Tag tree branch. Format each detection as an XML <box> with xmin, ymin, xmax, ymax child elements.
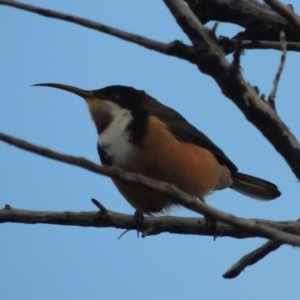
<box><xmin>186</xmin><ymin>0</ymin><xmax>300</xmax><ymax>42</ymax></box>
<box><xmin>0</xmin><ymin>0</ymin><xmax>197</xmax><ymax>63</ymax></box>
<box><xmin>264</xmin><ymin>0</ymin><xmax>300</xmax><ymax>32</ymax></box>
<box><xmin>186</xmin><ymin>0</ymin><xmax>282</xmax><ymax>26</ymax></box>
<box><xmin>268</xmin><ymin>31</ymin><xmax>287</xmax><ymax>109</ymax></box>
<box><xmin>223</xmin><ymin>240</ymin><xmax>281</xmax><ymax>278</ymax></box>
<box><xmin>2</xmin><ymin>131</ymin><xmax>300</xmax><ymax>247</ymax></box>
<box><xmin>218</xmin><ymin>38</ymin><xmax>300</xmax><ymax>55</ymax></box>
<box><xmin>1</xmin><ymin>0</ymin><xmax>298</xmax><ymax>62</ymax></box>
<box><xmin>164</xmin><ymin>0</ymin><xmax>300</xmax><ymax>180</ymax></box>
<box><xmin>1</xmin><ymin>204</ymin><xmax>300</xmax><ymax>239</ymax></box>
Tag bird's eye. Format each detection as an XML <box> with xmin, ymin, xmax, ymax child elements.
<box><xmin>110</xmin><ymin>93</ymin><xmax>118</xmax><ymax>100</ymax></box>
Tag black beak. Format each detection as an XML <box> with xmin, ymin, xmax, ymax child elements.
<box><xmin>32</xmin><ymin>83</ymin><xmax>93</xmax><ymax>99</ymax></box>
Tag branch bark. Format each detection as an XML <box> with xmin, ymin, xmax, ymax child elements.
<box><xmin>164</xmin><ymin>0</ymin><xmax>300</xmax><ymax>180</ymax></box>
<box><xmin>186</xmin><ymin>0</ymin><xmax>300</xmax><ymax>42</ymax></box>
<box><xmin>1</xmin><ymin>204</ymin><xmax>300</xmax><ymax>239</ymax></box>
<box><xmin>223</xmin><ymin>240</ymin><xmax>281</xmax><ymax>278</ymax></box>
<box><xmin>1</xmin><ymin>131</ymin><xmax>300</xmax><ymax>247</ymax></box>
<box><xmin>0</xmin><ymin>0</ymin><xmax>197</xmax><ymax>63</ymax></box>
<box><xmin>218</xmin><ymin>38</ymin><xmax>300</xmax><ymax>55</ymax></box>
<box><xmin>264</xmin><ymin>0</ymin><xmax>300</xmax><ymax>32</ymax></box>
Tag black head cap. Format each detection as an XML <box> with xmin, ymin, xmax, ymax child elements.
<box><xmin>93</xmin><ymin>85</ymin><xmax>145</xmax><ymax>109</ymax></box>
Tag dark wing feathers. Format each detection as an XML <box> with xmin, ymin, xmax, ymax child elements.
<box><xmin>146</xmin><ymin>98</ymin><xmax>238</xmax><ymax>171</ymax></box>
<box><xmin>139</xmin><ymin>94</ymin><xmax>281</xmax><ymax>200</ymax></box>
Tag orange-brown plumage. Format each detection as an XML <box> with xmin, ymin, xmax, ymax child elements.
<box><xmin>113</xmin><ymin>116</ymin><xmax>232</xmax><ymax>213</ymax></box>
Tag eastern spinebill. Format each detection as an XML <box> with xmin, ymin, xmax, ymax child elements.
<box><xmin>33</xmin><ymin>83</ymin><xmax>281</xmax><ymax>214</ymax></box>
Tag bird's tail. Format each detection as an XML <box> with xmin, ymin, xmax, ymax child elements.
<box><xmin>230</xmin><ymin>172</ymin><xmax>281</xmax><ymax>200</ymax></box>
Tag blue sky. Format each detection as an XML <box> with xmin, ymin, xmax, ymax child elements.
<box><xmin>1</xmin><ymin>1</ymin><xmax>300</xmax><ymax>299</ymax></box>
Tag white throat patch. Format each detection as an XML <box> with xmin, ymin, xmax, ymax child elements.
<box><xmin>97</xmin><ymin>101</ymin><xmax>135</xmax><ymax>167</ymax></box>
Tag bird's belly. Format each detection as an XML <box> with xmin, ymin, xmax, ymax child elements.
<box><xmin>112</xmin><ymin>179</ymin><xmax>175</xmax><ymax>213</ymax></box>
<box><xmin>114</xmin><ymin>143</ymin><xmax>229</xmax><ymax>212</ymax></box>
<box><xmin>109</xmin><ymin>117</ymin><xmax>232</xmax><ymax>213</ymax></box>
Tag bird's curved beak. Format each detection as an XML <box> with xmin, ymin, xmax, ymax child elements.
<box><xmin>32</xmin><ymin>83</ymin><xmax>93</xmax><ymax>99</ymax></box>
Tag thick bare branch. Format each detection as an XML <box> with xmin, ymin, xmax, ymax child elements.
<box><xmin>186</xmin><ymin>0</ymin><xmax>282</xmax><ymax>26</ymax></box>
<box><xmin>0</xmin><ymin>0</ymin><xmax>197</xmax><ymax>63</ymax></box>
<box><xmin>186</xmin><ymin>0</ymin><xmax>300</xmax><ymax>42</ymax></box>
<box><xmin>165</xmin><ymin>0</ymin><xmax>214</xmax><ymax>46</ymax></box>
<box><xmin>1</xmin><ymin>131</ymin><xmax>300</xmax><ymax>247</ymax></box>
<box><xmin>264</xmin><ymin>0</ymin><xmax>300</xmax><ymax>32</ymax></box>
<box><xmin>164</xmin><ymin>0</ymin><xmax>300</xmax><ymax>180</ymax></box>
<box><xmin>1</xmin><ymin>204</ymin><xmax>300</xmax><ymax>239</ymax></box>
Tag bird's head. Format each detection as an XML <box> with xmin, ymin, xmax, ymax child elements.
<box><xmin>33</xmin><ymin>83</ymin><xmax>146</xmax><ymax>133</ymax></box>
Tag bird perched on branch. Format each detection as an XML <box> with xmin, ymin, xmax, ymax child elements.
<box><xmin>34</xmin><ymin>83</ymin><xmax>281</xmax><ymax>214</ymax></box>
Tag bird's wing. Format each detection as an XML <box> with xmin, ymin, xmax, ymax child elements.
<box><xmin>147</xmin><ymin>100</ymin><xmax>238</xmax><ymax>171</ymax></box>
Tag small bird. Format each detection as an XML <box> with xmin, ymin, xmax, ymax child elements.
<box><xmin>34</xmin><ymin>83</ymin><xmax>281</xmax><ymax>214</ymax></box>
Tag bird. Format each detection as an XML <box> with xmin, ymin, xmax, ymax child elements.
<box><xmin>33</xmin><ymin>83</ymin><xmax>281</xmax><ymax>214</ymax></box>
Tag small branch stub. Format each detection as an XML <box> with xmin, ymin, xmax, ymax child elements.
<box><xmin>91</xmin><ymin>198</ymin><xmax>107</xmax><ymax>213</ymax></box>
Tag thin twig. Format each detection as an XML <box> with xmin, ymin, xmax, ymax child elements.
<box><xmin>232</xmin><ymin>37</ymin><xmax>243</xmax><ymax>68</ymax></box>
<box><xmin>218</xmin><ymin>38</ymin><xmax>300</xmax><ymax>55</ymax></box>
<box><xmin>223</xmin><ymin>240</ymin><xmax>281</xmax><ymax>278</ymax></box>
<box><xmin>0</xmin><ymin>0</ymin><xmax>196</xmax><ymax>63</ymax></box>
<box><xmin>2</xmin><ymin>131</ymin><xmax>300</xmax><ymax>246</ymax></box>
<box><xmin>268</xmin><ymin>31</ymin><xmax>287</xmax><ymax>109</ymax></box>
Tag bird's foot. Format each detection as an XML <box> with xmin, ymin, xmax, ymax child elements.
<box><xmin>134</xmin><ymin>209</ymin><xmax>145</xmax><ymax>237</ymax></box>
<box><xmin>118</xmin><ymin>209</ymin><xmax>146</xmax><ymax>239</ymax></box>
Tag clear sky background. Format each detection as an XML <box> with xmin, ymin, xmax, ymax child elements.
<box><xmin>1</xmin><ymin>1</ymin><xmax>300</xmax><ymax>299</ymax></box>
